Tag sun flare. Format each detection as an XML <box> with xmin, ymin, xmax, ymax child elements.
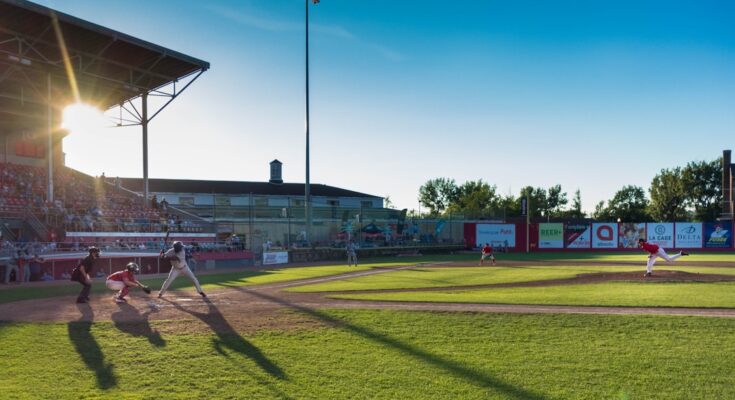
<box><xmin>61</xmin><ymin>103</ymin><xmax>106</xmax><ymax>136</ymax></box>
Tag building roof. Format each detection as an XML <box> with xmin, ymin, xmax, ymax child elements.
<box><xmin>0</xmin><ymin>0</ymin><xmax>209</xmax><ymax>128</ymax></box>
<box><xmin>117</xmin><ymin>178</ymin><xmax>381</xmax><ymax>199</ymax></box>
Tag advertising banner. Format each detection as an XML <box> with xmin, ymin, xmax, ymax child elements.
<box><xmin>565</xmin><ymin>224</ymin><xmax>591</xmax><ymax>248</ymax></box>
<box><xmin>263</xmin><ymin>251</ymin><xmax>289</xmax><ymax>265</ymax></box>
<box><xmin>646</xmin><ymin>223</ymin><xmax>674</xmax><ymax>248</ymax></box>
<box><xmin>476</xmin><ymin>224</ymin><xmax>516</xmax><ymax>247</ymax></box>
<box><xmin>592</xmin><ymin>223</ymin><xmax>618</xmax><ymax>248</ymax></box>
<box><xmin>618</xmin><ymin>223</ymin><xmax>646</xmax><ymax>248</ymax></box>
<box><xmin>704</xmin><ymin>223</ymin><xmax>732</xmax><ymax>248</ymax></box>
<box><xmin>539</xmin><ymin>223</ymin><xmax>564</xmax><ymax>248</ymax></box>
<box><xmin>674</xmin><ymin>222</ymin><xmax>703</xmax><ymax>248</ymax></box>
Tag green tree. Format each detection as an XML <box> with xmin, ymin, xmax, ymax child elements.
<box><xmin>517</xmin><ymin>186</ymin><xmax>547</xmax><ymax>218</ymax></box>
<box><xmin>592</xmin><ymin>200</ymin><xmax>612</xmax><ymax>220</ymax></box>
<box><xmin>448</xmin><ymin>180</ymin><xmax>501</xmax><ymax>218</ymax></box>
<box><xmin>649</xmin><ymin>167</ymin><xmax>688</xmax><ymax>221</ymax></box>
<box><xmin>606</xmin><ymin>185</ymin><xmax>651</xmax><ymax>222</ymax></box>
<box><xmin>682</xmin><ymin>158</ymin><xmax>721</xmax><ymax>221</ymax></box>
<box><xmin>546</xmin><ymin>184</ymin><xmax>568</xmax><ymax>217</ymax></box>
<box><xmin>418</xmin><ymin>178</ymin><xmax>457</xmax><ymax>216</ymax></box>
<box><xmin>560</xmin><ymin>189</ymin><xmax>586</xmax><ymax>218</ymax></box>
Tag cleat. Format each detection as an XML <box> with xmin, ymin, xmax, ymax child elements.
<box><xmin>157</xmin><ymin>293</ymin><xmax>163</xmax><ymax>299</ymax></box>
<box><xmin>644</xmin><ymin>272</ymin><xmax>652</xmax><ymax>278</ymax></box>
<box><xmin>76</xmin><ymin>298</ymin><xmax>87</xmax><ymax>304</ymax></box>
<box><xmin>114</xmin><ymin>296</ymin><xmax>126</xmax><ymax>303</ymax></box>
<box><xmin>199</xmin><ymin>291</ymin><xmax>207</xmax><ymax>298</ymax></box>
<box><xmin>680</xmin><ymin>251</ymin><xmax>689</xmax><ymax>256</ymax></box>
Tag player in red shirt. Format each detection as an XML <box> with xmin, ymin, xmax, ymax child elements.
<box><xmin>479</xmin><ymin>243</ymin><xmax>496</xmax><ymax>266</ymax></box>
<box><xmin>106</xmin><ymin>262</ymin><xmax>150</xmax><ymax>303</ymax></box>
<box><xmin>638</xmin><ymin>238</ymin><xmax>689</xmax><ymax>277</ymax></box>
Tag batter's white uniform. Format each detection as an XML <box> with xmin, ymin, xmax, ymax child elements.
<box><xmin>158</xmin><ymin>248</ymin><xmax>204</xmax><ymax>296</ymax></box>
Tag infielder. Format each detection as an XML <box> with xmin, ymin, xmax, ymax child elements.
<box><xmin>106</xmin><ymin>262</ymin><xmax>151</xmax><ymax>303</ymax></box>
<box><xmin>638</xmin><ymin>238</ymin><xmax>688</xmax><ymax>277</ymax></box>
<box><xmin>158</xmin><ymin>241</ymin><xmax>207</xmax><ymax>298</ymax></box>
<box><xmin>479</xmin><ymin>243</ymin><xmax>495</xmax><ymax>266</ymax></box>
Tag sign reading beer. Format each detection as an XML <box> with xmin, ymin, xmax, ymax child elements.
<box><xmin>592</xmin><ymin>223</ymin><xmax>618</xmax><ymax>248</ymax></box>
<box><xmin>539</xmin><ymin>223</ymin><xmax>564</xmax><ymax>248</ymax></box>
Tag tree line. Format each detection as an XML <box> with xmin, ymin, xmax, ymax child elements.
<box><xmin>415</xmin><ymin>158</ymin><xmax>722</xmax><ymax>222</ymax></box>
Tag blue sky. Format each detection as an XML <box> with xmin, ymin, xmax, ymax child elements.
<box><xmin>44</xmin><ymin>0</ymin><xmax>735</xmax><ymax>213</ymax></box>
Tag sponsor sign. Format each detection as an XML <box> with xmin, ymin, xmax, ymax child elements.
<box><xmin>263</xmin><ymin>251</ymin><xmax>289</xmax><ymax>265</ymax></box>
<box><xmin>476</xmin><ymin>224</ymin><xmax>515</xmax><ymax>247</ymax></box>
<box><xmin>646</xmin><ymin>223</ymin><xmax>674</xmax><ymax>248</ymax></box>
<box><xmin>704</xmin><ymin>223</ymin><xmax>732</xmax><ymax>248</ymax></box>
<box><xmin>674</xmin><ymin>222</ymin><xmax>702</xmax><ymax>248</ymax></box>
<box><xmin>618</xmin><ymin>223</ymin><xmax>646</xmax><ymax>248</ymax></box>
<box><xmin>565</xmin><ymin>224</ymin><xmax>591</xmax><ymax>248</ymax></box>
<box><xmin>592</xmin><ymin>223</ymin><xmax>618</xmax><ymax>248</ymax></box>
<box><xmin>539</xmin><ymin>223</ymin><xmax>564</xmax><ymax>248</ymax></box>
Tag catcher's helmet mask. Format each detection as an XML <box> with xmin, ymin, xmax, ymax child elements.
<box><xmin>126</xmin><ymin>262</ymin><xmax>140</xmax><ymax>274</ymax></box>
<box><xmin>88</xmin><ymin>246</ymin><xmax>100</xmax><ymax>255</ymax></box>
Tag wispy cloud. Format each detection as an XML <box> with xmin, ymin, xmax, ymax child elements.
<box><xmin>207</xmin><ymin>4</ymin><xmax>404</xmax><ymax>61</ymax></box>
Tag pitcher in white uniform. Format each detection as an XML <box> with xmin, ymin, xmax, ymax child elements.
<box><xmin>158</xmin><ymin>241</ymin><xmax>207</xmax><ymax>298</ymax></box>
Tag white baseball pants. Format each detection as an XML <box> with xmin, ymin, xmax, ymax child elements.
<box><xmin>647</xmin><ymin>248</ymin><xmax>682</xmax><ymax>273</ymax></box>
<box><xmin>159</xmin><ymin>265</ymin><xmax>203</xmax><ymax>295</ymax></box>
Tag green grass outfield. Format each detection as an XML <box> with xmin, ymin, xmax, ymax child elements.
<box><xmin>331</xmin><ymin>281</ymin><xmax>735</xmax><ymax>308</ymax></box>
<box><xmin>2</xmin><ymin>310</ymin><xmax>735</xmax><ymax>399</ymax></box>
<box><xmin>291</xmin><ymin>265</ymin><xmax>735</xmax><ymax>293</ymax></box>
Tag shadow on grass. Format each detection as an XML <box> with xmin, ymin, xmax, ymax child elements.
<box><xmin>246</xmin><ymin>289</ymin><xmax>547</xmax><ymax>400</ymax></box>
<box><xmin>163</xmin><ymin>298</ymin><xmax>287</xmax><ymax>381</ymax></box>
<box><xmin>111</xmin><ymin>302</ymin><xmax>166</xmax><ymax>347</ymax></box>
<box><xmin>67</xmin><ymin>304</ymin><xmax>117</xmax><ymax>389</ymax></box>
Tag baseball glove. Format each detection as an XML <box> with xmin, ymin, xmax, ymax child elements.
<box><xmin>142</xmin><ymin>286</ymin><xmax>151</xmax><ymax>294</ymax></box>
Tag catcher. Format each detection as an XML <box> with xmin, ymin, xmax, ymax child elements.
<box><xmin>106</xmin><ymin>262</ymin><xmax>151</xmax><ymax>303</ymax></box>
<box><xmin>158</xmin><ymin>241</ymin><xmax>207</xmax><ymax>298</ymax></box>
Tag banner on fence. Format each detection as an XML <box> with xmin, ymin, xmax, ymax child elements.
<box><xmin>646</xmin><ymin>223</ymin><xmax>673</xmax><ymax>248</ymax></box>
<box><xmin>539</xmin><ymin>223</ymin><xmax>564</xmax><ymax>248</ymax></box>
<box><xmin>704</xmin><ymin>223</ymin><xmax>732</xmax><ymax>248</ymax></box>
<box><xmin>592</xmin><ymin>223</ymin><xmax>618</xmax><ymax>248</ymax></box>
<box><xmin>618</xmin><ymin>223</ymin><xmax>646</xmax><ymax>248</ymax></box>
<box><xmin>674</xmin><ymin>222</ymin><xmax>703</xmax><ymax>248</ymax></box>
<box><xmin>565</xmin><ymin>224</ymin><xmax>591</xmax><ymax>248</ymax></box>
<box><xmin>263</xmin><ymin>251</ymin><xmax>289</xmax><ymax>265</ymax></box>
<box><xmin>476</xmin><ymin>224</ymin><xmax>515</xmax><ymax>247</ymax></box>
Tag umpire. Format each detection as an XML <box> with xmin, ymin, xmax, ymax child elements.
<box><xmin>72</xmin><ymin>247</ymin><xmax>100</xmax><ymax>304</ymax></box>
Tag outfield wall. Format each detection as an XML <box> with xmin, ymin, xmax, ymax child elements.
<box><xmin>466</xmin><ymin>221</ymin><xmax>734</xmax><ymax>251</ymax></box>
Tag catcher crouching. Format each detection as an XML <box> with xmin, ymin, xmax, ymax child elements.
<box><xmin>106</xmin><ymin>262</ymin><xmax>151</xmax><ymax>303</ymax></box>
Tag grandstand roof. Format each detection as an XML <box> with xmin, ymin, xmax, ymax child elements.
<box><xmin>0</xmin><ymin>0</ymin><xmax>209</xmax><ymax>127</ymax></box>
<box><xmin>117</xmin><ymin>178</ymin><xmax>381</xmax><ymax>199</ymax></box>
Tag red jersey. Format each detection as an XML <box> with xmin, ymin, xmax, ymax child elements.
<box><xmin>640</xmin><ymin>242</ymin><xmax>659</xmax><ymax>255</ymax></box>
<box><xmin>482</xmin><ymin>245</ymin><xmax>492</xmax><ymax>254</ymax></box>
<box><xmin>107</xmin><ymin>270</ymin><xmax>136</xmax><ymax>282</ymax></box>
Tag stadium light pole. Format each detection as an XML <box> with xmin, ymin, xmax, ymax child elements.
<box><xmin>305</xmin><ymin>0</ymin><xmax>319</xmax><ymax>245</ymax></box>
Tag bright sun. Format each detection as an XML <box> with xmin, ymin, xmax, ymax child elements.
<box><xmin>62</xmin><ymin>103</ymin><xmax>106</xmax><ymax>136</ymax></box>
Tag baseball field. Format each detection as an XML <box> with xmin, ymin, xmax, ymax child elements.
<box><xmin>2</xmin><ymin>252</ymin><xmax>735</xmax><ymax>399</ymax></box>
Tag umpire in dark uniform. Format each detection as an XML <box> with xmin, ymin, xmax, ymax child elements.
<box><xmin>72</xmin><ymin>247</ymin><xmax>100</xmax><ymax>303</ymax></box>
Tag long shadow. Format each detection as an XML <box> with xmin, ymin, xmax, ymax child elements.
<box><xmin>67</xmin><ymin>304</ymin><xmax>117</xmax><ymax>389</ymax></box>
<box><xmin>111</xmin><ymin>303</ymin><xmax>165</xmax><ymax>347</ymax></box>
<box><xmin>247</xmin><ymin>289</ymin><xmax>548</xmax><ymax>400</ymax></box>
<box><xmin>163</xmin><ymin>298</ymin><xmax>286</xmax><ymax>380</ymax></box>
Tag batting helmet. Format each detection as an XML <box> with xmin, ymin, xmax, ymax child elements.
<box><xmin>173</xmin><ymin>241</ymin><xmax>184</xmax><ymax>252</ymax></box>
<box><xmin>126</xmin><ymin>262</ymin><xmax>140</xmax><ymax>274</ymax></box>
<box><xmin>88</xmin><ymin>246</ymin><xmax>100</xmax><ymax>255</ymax></box>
